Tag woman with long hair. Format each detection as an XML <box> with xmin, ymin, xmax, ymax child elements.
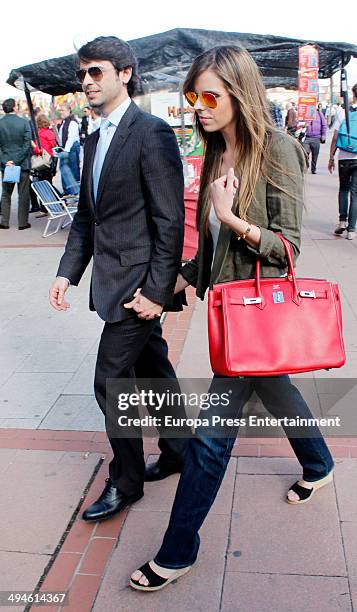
<box><xmin>130</xmin><ymin>46</ymin><xmax>334</xmax><ymax>591</ymax></box>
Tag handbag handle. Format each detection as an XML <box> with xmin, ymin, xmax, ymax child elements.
<box><xmin>255</xmin><ymin>234</ymin><xmax>301</xmax><ymax>305</ymax></box>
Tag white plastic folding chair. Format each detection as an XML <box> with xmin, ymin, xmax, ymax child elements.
<box><xmin>31</xmin><ymin>181</ymin><xmax>78</xmax><ymax>237</ymax></box>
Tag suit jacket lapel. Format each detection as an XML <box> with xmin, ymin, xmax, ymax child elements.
<box><xmin>95</xmin><ymin>101</ymin><xmax>140</xmax><ymax>206</ymax></box>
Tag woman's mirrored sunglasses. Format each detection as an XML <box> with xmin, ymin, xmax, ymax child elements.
<box><xmin>185</xmin><ymin>91</ymin><xmax>227</xmax><ymax>109</ymax></box>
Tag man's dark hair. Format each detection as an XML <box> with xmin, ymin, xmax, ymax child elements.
<box><xmin>352</xmin><ymin>83</ymin><xmax>357</xmax><ymax>99</ymax></box>
<box><xmin>77</xmin><ymin>36</ymin><xmax>140</xmax><ymax>98</ymax></box>
<box><xmin>2</xmin><ymin>98</ymin><xmax>16</xmax><ymax>114</ymax></box>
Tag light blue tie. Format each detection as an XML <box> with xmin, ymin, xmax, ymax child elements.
<box><xmin>92</xmin><ymin>118</ymin><xmax>112</xmax><ymax>203</ymax></box>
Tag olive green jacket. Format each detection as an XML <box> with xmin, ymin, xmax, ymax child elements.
<box><xmin>180</xmin><ymin>132</ymin><xmax>306</xmax><ymax>299</ymax></box>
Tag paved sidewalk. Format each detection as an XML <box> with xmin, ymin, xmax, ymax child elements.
<box><xmin>94</xmin><ymin>456</ymin><xmax>357</xmax><ymax>612</ymax></box>
<box><xmin>0</xmin><ymin>137</ymin><xmax>357</xmax><ymax>611</ymax></box>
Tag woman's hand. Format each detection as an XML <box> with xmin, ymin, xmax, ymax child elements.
<box><xmin>210</xmin><ymin>167</ymin><xmax>239</xmax><ymax>225</ymax></box>
<box><xmin>174</xmin><ymin>273</ymin><xmax>189</xmax><ymax>294</ymax></box>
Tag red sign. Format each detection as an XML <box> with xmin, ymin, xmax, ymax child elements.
<box><xmin>298</xmin><ymin>69</ymin><xmax>319</xmax><ymax>94</ymax></box>
<box><xmin>298</xmin><ymin>96</ymin><xmax>319</xmax><ymax>121</ymax></box>
<box><xmin>298</xmin><ymin>45</ymin><xmax>319</xmax><ymax>122</ymax></box>
<box><xmin>298</xmin><ymin>45</ymin><xmax>319</xmax><ymax>70</ymax></box>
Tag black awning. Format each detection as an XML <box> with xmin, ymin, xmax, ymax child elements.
<box><xmin>7</xmin><ymin>28</ymin><xmax>357</xmax><ymax>95</ymax></box>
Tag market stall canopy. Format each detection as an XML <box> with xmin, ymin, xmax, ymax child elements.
<box><xmin>7</xmin><ymin>28</ymin><xmax>357</xmax><ymax>95</ymax></box>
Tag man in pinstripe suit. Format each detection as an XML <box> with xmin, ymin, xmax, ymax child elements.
<box><xmin>49</xmin><ymin>36</ymin><xmax>187</xmax><ymax>521</ymax></box>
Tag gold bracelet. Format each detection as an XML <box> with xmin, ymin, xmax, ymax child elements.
<box><xmin>236</xmin><ymin>224</ymin><xmax>252</xmax><ymax>241</ymax></box>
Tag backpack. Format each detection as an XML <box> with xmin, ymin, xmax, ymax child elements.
<box><xmin>336</xmin><ymin>107</ymin><xmax>357</xmax><ymax>154</ymax></box>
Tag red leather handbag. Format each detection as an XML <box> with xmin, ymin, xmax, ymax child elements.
<box><xmin>208</xmin><ymin>234</ymin><xmax>346</xmax><ymax>376</ymax></box>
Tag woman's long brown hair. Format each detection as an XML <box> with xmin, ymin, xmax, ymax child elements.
<box><xmin>183</xmin><ymin>46</ymin><xmax>302</xmax><ymax>233</ymax></box>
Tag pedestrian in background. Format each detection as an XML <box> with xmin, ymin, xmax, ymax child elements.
<box><xmin>29</xmin><ymin>107</ymin><xmax>47</xmax><ymax>213</ymax></box>
<box><xmin>269</xmin><ymin>101</ymin><xmax>284</xmax><ymax>129</ymax></box>
<box><xmin>285</xmin><ymin>101</ymin><xmax>297</xmax><ymax>135</ymax></box>
<box><xmin>329</xmin><ymin>83</ymin><xmax>357</xmax><ymax>240</ymax></box>
<box><xmin>80</xmin><ymin>106</ymin><xmax>101</xmax><ymax>145</ymax></box>
<box><xmin>90</xmin><ymin>108</ymin><xmax>101</xmax><ymax>132</ymax></box>
<box><xmin>79</xmin><ymin>105</ymin><xmax>91</xmax><ymax>145</ymax></box>
<box><xmin>32</xmin><ymin>114</ymin><xmax>57</xmax><ymax>181</ymax></box>
<box><xmin>57</xmin><ymin>105</ymin><xmax>80</xmax><ymax>195</ymax></box>
<box><xmin>303</xmin><ymin>106</ymin><xmax>327</xmax><ymax>174</ymax></box>
<box><xmin>30</xmin><ymin>114</ymin><xmax>58</xmax><ymax>216</ymax></box>
<box><xmin>0</xmin><ymin>98</ymin><xmax>32</xmax><ymax>230</ymax></box>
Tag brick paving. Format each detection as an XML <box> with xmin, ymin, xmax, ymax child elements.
<box><xmin>0</xmin><ymin>136</ymin><xmax>357</xmax><ymax>611</ymax></box>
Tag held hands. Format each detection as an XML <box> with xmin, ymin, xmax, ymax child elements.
<box><xmin>124</xmin><ymin>288</ymin><xmax>163</xmax><ymax>320</ymax></box>
<box><xmin>210</xmin><ymin>168</ymin><xmax>239</xmax><ymax>224</ymax></box>
<box><xmin>49</xmin><ymin>277</ymin><xmax>70</xmax><ymax>311</ymax></box>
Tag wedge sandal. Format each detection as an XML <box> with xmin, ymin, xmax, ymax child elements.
<box><xmin>287</xmin><ymin>470</ymin><xmax>334</xmax><ymax>505</ymax></box>
<box><xmin>130</xmin><ymin>561</ymin><xmax>191</xmax><ymax>592</ymax></box>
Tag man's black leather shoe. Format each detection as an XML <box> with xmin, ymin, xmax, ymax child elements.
<box><xmin>145</xmin><ymin>460</ymin><xmax>183</xmax><ymax>482</ymax></box>
<box><xmin>82</xmin><ymin>479</ymin><xmax>143</xmax><ymax>521</ymax></box>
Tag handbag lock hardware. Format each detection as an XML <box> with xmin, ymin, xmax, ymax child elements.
<box><xmin>299</xmin><ymin>290</ymin><xmax>316</xmax><ymax>298</ymax></box>
<box><xmin>243</xmin><ymin>297</ymin><xmax>263</xmax><ymax>305</ymax></box>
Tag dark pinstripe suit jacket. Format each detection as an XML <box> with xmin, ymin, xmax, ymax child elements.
<box><xmin>57</xmin><ymin>101</ymin><xmax>185</xmax><ymax>322</ymax></box>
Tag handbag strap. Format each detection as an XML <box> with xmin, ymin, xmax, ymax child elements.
<box><xmin>255</xmin><ymin>234</ymin><xmax>301</xmax><ymax>304</ymax></box>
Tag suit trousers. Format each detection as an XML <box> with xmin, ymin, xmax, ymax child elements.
<box><xmin>1</xmin><ymin>170</ymin><xmax>30</xmax><ymax>227</ymax></box>
<box><xmin>94</xmin><ymin>316</ymin><xmax>188</xmax><ymax>496</ymax></box>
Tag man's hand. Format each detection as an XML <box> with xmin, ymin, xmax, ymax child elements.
<box><xmin>124</xmin><ymin>288</ymin><xmax>163</xmax><ymax>320</ymax></box>
<box><xmin>328</xmin><ymin>159</ymin><xmax>335</xmax><ymax>174</ymax></box>
<box><xmin>5</xmin><ymin>161</ymin><xmax>14</xmax><ymax>166</ymax></box>
<box><xmin>49</xmin><ymin>277</ymin><xmax>70</xmax><ymax>311</ymax></box>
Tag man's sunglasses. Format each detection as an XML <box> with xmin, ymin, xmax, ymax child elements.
<box><xmin>76</xmin><ymin>66</ymin><xmax>113</xmax><ymax>83</ymax></box>
<box><xmin>184</xmin><ymin>91</ymin><xmax>228</xmax><ymax>109</ymax></box>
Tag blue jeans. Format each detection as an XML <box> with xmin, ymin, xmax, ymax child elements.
<box><xmin>155</xmin><ymin>375</ymin><xmax>334</xmax><ymax>569</ymax></box>
<box><xmin>338</xmin><ymin>159</ymin><xmax>357</xmax><ymax>231</ymax></box>
<box><xmin>60</xmin><ymin>142</ymin><xmax>80</xmax><ymax>195</ymax></box>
